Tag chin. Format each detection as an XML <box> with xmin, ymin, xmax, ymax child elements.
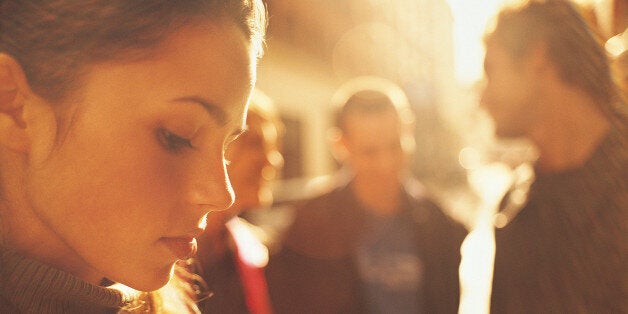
<box><xmin>492</xmin><ymin>120</ymin><xmax>524</xmax><ymax>137</ymax></box>
<box><xmin>495</xmin><ymin>128</ymin><xmax>526</xmax><ymax>139</ymax></box>
<box><xmin>117</xmin><ymin>263</ymin><xmax>175</xmax><ymax>292</ymax></box>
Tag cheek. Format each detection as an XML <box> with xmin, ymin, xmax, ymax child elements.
<box><xmin>483</xmin><ymin>80</ymin><xmax>515</xmax><ymax>119</ymax></box>
<box><xmin>99</xmin><ymin>153</ymin><xmax>177</xmax><ymax>212</ymax></box>
<box><xmin>35</xmin><ymin>132</ymin><xmax>179</xmax><ymax>232</ymax></box>
<box><xmin>483</xmin><ymin>79</ymin><xmax>506</xmax><ymax>106</ymax></box>
<box><xmin>22</xmin><ymin>128</ymin><xmax>184</xmax><ymax>280</ymax></box>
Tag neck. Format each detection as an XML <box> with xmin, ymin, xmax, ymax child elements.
<box><xmin>528</xmin><ymin>87</ymin><xmax>611</xmax><ymax>174</ymax></box>
<box><xmin>351</xmin><ymin>178</ymin><xmax>402</xmax><ymax>216</ymax></box>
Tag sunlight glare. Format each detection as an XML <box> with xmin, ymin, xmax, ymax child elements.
<box><xmin>446</xmin><ymin>0</ymin><xmax>513</xmax><ymax>85</ymax></box>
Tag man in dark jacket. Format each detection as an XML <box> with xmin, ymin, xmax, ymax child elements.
<box><xmin>481</xmin><ymin>1</ymin><xmax>627</xmax><ymax>312</ymax></box>
<box><xmin>266</xmin><ymin>77</ymin><xmax>468</xmax><ymax>314</ymax></box>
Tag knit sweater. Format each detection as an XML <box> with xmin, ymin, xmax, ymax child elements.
<box><xmin>491</xmin><ymin>125</ymin><xmax>627</xmax><ymax>313</ymax></box>
<box><xmin>0</xmin><ymin>248</ymin><xmax>146</xmax><ymax>313</ymax></box>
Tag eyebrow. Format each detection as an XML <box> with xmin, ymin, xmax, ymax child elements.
<box><xmin>173</xmin><ymin>96</ymin><xmax>228</xmax><ymax>126</ymax></box>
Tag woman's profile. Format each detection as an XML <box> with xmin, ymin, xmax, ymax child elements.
<box><xmin>0</xmin><ymin>0</ymin><xmax>266</xmax><ymax>312</ymax></box>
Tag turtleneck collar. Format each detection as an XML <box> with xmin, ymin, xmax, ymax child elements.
<box><xmin>0</xmin><ymin>247</ymin><xmax>146</xmax><ymax>313</ymax></box>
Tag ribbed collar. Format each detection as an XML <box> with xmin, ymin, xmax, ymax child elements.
<box><xmin>0</xmin><ymin>247</ymin><xmax>142</xmax><ymax>313</ymax></box>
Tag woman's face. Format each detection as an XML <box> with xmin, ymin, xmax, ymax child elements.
<box><xmin>23</xmin><ymin>21</ymin><xmax>255</xmax><ymax>291</ymax></box>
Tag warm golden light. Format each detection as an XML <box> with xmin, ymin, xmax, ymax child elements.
<box><xmin>447</xmin><ymin>0</ymin><xmax>513</xmax><ymax>85</ymax></box>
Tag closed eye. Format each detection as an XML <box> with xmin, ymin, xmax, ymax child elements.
<box><xmin>157</xmin><ymin>128</ymin><xmax>193</xmax><ymax>153</ymax></box>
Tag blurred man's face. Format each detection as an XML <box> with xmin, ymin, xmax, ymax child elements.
<box><xmin>480</xmin><ymin>42</ymin><xmax>539</xmax><ymax>138</ymax></box>
<box><xmin>341</xmin><ymin>108</ymin><xmax>408</xmax><ymax>190</ymax></box>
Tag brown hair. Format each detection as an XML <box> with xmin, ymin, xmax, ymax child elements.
<box><xmin>330</xmin><ymin>76</ymin><xmax>413</xmax><ymax>132</ymax></box>
<box><xmin>0</xmin><ymin>0</ymin><xmax>266</xmax><ymax>104</ymax></box>
<box><xmin>484</xmin><ymin>0</ymin><xmax>625</xmax><ymax>121</ymax></box>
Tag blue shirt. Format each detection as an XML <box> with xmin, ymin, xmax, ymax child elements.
<box><xmin>356</xmin><ymin>208</ymin><xmax>424</xmax><ymax>314</ymax></box>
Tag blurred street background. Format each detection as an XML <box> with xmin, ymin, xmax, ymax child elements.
<box><xmin>249</xmin><ymin>1</ymin><xmax>627</xmax><ymax>313</ymax></box>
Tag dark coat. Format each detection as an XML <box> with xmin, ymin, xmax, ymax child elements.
<box><xmin>491</xmin><ymin>126</ymin><xmax>628</xmax><ymax>313</ymax></box>
<box><xmin>266</xmin><ymin>179</ymin><xmax>468</xmax><ymax>314</ymax></box>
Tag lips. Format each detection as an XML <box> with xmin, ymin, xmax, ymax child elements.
<box><xmin>161</xmin><ymin>237</ymin><xmax>198</xmax><ymax>260</ymax></box>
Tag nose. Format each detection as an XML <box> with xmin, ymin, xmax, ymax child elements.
<box><xmin>188</xmin><ymin>154</ymin><xmax>235</xmax><ymax>212</ymax></box>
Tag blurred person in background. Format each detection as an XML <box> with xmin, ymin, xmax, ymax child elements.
<box><xmin>0</xmin><ymin>0</ymin><xmax>266</xmax><ymax>313</ymax></box>
<box><xmin>189</xmin><ymin>89</ymin><xmax>284</xmax><ymax>314</ymax></box>
<box><xmin>481</xmin><ymin>0</ymin><xmax>627</xmax><ymax>312</ymax></box>
<box><xmin>266</xmin><ymin>77</ymin><xmax>468</xmax><ymax>314</ymax></box>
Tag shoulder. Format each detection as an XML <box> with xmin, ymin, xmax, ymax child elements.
<box><xmin>402</xmin><ymin>179</ymin><xmax>468</xmax><ymax>244</ymax></box>
<box><xmin>404</xmin><ymin>179</ymin><xmax>465</xmax><ymax>228</ymax></box>
<box><xmin>582</xmin><ymin>124</ymin><xmax>627</xmax><ymax>205</ymax></box>
<box><xmin>280</xmin><ymin>182</ymin><xmax>362</xmax><ymax>259</ymax></box>
<box><xmin>293</xmin><ymin>177</ymin><xmax>356</xmax><ymax>219</ymax></box>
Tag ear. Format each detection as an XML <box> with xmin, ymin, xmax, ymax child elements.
<box><xmin>0</xmin><ymin>53</ymin><xmax>31</xmax><ymax>153</ymax></box>
<box><xmin>328</xmin><ymin>128</ymin><xmax>349</xmax><ymax>163</ymax></box>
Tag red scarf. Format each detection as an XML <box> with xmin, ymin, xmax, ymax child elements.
<box><xmin>226</xmin><ymin>218</ymin><xmax>273</xmax><ymax>314</ymax></box>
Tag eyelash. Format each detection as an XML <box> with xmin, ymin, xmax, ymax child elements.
<box><xmin>157</xmin><ymin>128</ymin><xmax>193</xmax><ymax>153</ymax></box>
<box><xmin>157</xmin><ymin>125</ymin><xmax>246</xmax><ymax>161</ymax></box>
